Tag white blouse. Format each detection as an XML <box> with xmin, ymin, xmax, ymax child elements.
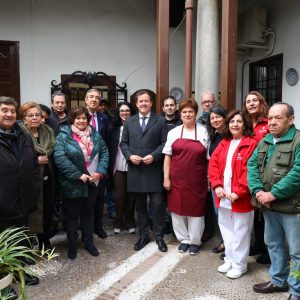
<box><xmin>162</xmin><ymin>123</ymin><xmax>209</xmax><ymax>155</ymax></box>
<box><xmin>220</xmin><ymin>138</ymin><xmax>241</xmax><ymax>209</ymax></box>
<box><xmin>113</xmin><ymin>126</ymin><xmax>128</xmax><ymax>174</ymax></box>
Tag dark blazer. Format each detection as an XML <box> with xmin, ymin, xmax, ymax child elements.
<box><xmin>95</xmin><ymin>111</ymin><xmax>108</xmax><ymax>145</ymax></box>
<box><xmin>120</xmin><ymin>112</ymin><xmax>167</xmax><ymax>193</ymax></box>
<box><xmin>47</xmin><ymin>109</ymin><xmax>69</xmax><ymax>136</ymax></box>
<box><xmin>107</xmin><ymin>125</ymin><xmax>121</xmax><ymax>179</ymax></box>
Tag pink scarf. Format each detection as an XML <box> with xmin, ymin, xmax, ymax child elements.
<box><xmin>71</xmin><ymin>125</ymin><xmax>94</xmax><ymax>165</ymax></box>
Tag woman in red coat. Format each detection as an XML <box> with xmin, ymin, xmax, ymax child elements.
<box><xmin>242</xmin><ymin>91</ymin><xmax>270</xmax><ymax>264</ymax></box>
<box><xmin>209</xmin><ymin>110</ymin><xmax>257</xmax><ymax>279</ymax></box>
<box><xmin>242</xmin><ymin>91</ymin><xmax>269</xmax><ymax>142</ymax></box>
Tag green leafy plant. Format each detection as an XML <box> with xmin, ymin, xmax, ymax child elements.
<box><xmin>290</xmin><ymin>261</ymin><xmax>300</xmax><ymax>281</ymax></box>
<box><xmin>0</xmin><ymin>227</ymin><xmax>58</xmax><ymax>300</ymax></box>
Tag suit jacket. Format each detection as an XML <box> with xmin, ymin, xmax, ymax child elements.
<box><xmin>95</xmin><ymin>111</ymin><xmax>109</xmax><ymax>144</ymax></box>
<box><xmin>107</xmin><ymin>124</ymin><xmax>121</xmax><ymax>179</ymax></box>
<box><xmin>120</xmin><ymin>112</ymin><xmax>167</xmax><ymax>193</ymax></box>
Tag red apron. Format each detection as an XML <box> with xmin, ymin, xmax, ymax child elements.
<box><xmin>168</xmin><ymin>125</ymin><xmax>208</xmax><ymax>217</ymax></box>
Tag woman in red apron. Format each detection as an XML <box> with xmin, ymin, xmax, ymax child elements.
<box><xmin>163</xmin><ymin>98</ymin><xmax>208</xmax><ymax>255</ymax></box>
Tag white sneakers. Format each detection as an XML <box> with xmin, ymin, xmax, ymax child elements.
<box><xmin>226</xmin><ymin>268</ymin><xmax>247</xmax><ymax>279</ymax></box>
<box><xmin>218</xmin><ymin>262</ymin><xmax>247</xmax><ymax>279</ymax></box>
<box><xmin>114</xmin><ymin>228</ymin><xmax>121</xmax><ymax>234</ymax></box>
<box><xmin>128</xmin><ymin>228</ymin><xmax>136</xmax><ymax>234</ymax></box>
<box><xmin>218</xmin><ymin>262</ymin><xmax>232</xmax><ymax>273</ymax></box>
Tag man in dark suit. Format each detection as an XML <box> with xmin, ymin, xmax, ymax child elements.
<box><xmin>85</xmin><ymin>88</ymin><xmax>109</xmax><ymax>239</ymax></box>
<box><xmin>120</xmin><ymin>89</ymin><xmax>168</xmax><ymax>252</ymax></box>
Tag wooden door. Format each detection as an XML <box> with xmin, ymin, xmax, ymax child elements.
<box><xmin>0</xmin><ymin>41</ymin><xmax>20</xmax><ymax>103</ymax></box>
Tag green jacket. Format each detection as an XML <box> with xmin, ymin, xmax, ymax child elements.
<box><xmin>247</xmin><ymin>125</ymin><xmax>300</xmax><ymax>214</ymax></box>
<box><xmin>53</xmin><ymin>126</ymin><xmax>109</xmax><ymax>199</ymax></box>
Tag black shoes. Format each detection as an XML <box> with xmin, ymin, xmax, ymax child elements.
<box><xmin>15</xmin><ymin>272</ymin><xmax>39</xmax><ymax>286</ymax></box>
<box><xmin>189</xmin><ymin>244</ymin><xmax>200</xmax><ymax>256</ymax></box>
<box><xmin>24</xmin><ymin>273</ymin><xmax>39</xmax><ymax>286</ymax></box>
<box><xmin>156</xmin><ymin>239</ymin><xmax>168</xmax><ymax>252</ymax></box>
<box><xmin>37</xmin><ymin>233</ymin><xmax>53</xmax><ymax>251</ymax></box>
<box><xmin>212</xmin><ymin>243</ymin><xmax>225</xmax><ymax>253</ymax></box>
<box><xmin>288</xmin><ymin>294</ymin><xmax>300</xmax><ymax>300</ymax></box>
<box><xmin>68</xmin><ymin>248</ymin><xmax>77</xmax><ymax>260</ymax></box>
<box><xmin>95</xmin><ymin>227</ymin><xmax>107</xmax><ymax>239</ymax></box>
<box><xmin>20</xmin><ymin>255</ymin><xmax>36</xmax><ymax>266</ymax></box>
<box><xmin>253</xmin><ymin>281</ymin><xmax>289</xmax><ymax>294</ymax></box>
<box><xmin>85</xmin><ymin>244</ymin><xmax>99</xmax><ymax>257</ymax></box>
<box><xmin>178</xmin><ymin>243</ymin><xmax>189</xmax><ymax>253</ymax></box>
<box><xmin>68</xmin><ymin>243</ymin><xmax>99</xmax><ymax>258</ymax></box>
<box><xmin>134</xmin><ymin>237</ymin><xmax>150</xmax><ymax>251</ymax></box>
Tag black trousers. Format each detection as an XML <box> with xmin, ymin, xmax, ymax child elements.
<box><xmin>113</xmin><ymin>171</ymin><xmax>135</xmax><ymax>230</ymax></box>
<box><xmin>0</xmin><ymin>216</ymin><xmax>30</xmax><ymax>248</ymax></box>
<box><xmin>253</xmin><ymin>209</ymin><xmax>267</xmax><ymax>251</ymax></box>
<box><xmin>203</xmin><ymin>191</ymin><xmax>216</xmax><ymax>236</ymax></box>
<box><xmin>0</xmin><ymin>216</ymin><xmax>28</xmax><ymax>231</ymax></box>
<box><xmin>94</xmin><ymin>180</ymin><xmax>105</xmax><ymax>231</ymax></box>
<box><xmin>42</xmin><ymin>175</ymin><xmax>54</xmax><ymax>238</ymax></box>
<box><xmin>135</xmin><ymin>192</ymin><xmax>165</xmax><ymax>240</ymax></box>
<box><xmin>63</xmin><ymin>186</ymin><xmax>97</xmax><ymax>246</ymax></box>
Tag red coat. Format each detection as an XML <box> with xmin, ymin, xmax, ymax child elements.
<box><xmin>208</xmin><ymin>136</ymin><xmax>258</xmax><ymax>213</ymax></box>
<box><xmin>253</xmin><ymin>118</ymin><xmax>269</xmax><ymax>142</ymax></box>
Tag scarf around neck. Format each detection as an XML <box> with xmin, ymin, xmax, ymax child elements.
<box><xmin>71</xmin><ymin>124</ymin><xmax>94</xmax><ymax>163</ymax></box>
<box><xmin>20</xmin><ymin>122</ymin><xmax>55</xmax><ymax>156</ymax></box>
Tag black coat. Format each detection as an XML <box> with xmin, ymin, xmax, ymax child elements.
<box><xmin>120</xmin><ymin>113</ymin><xmax>167</xmax><ymax>193</ymax></box>
<box><xmin>0</xmin><ymin>124</ymin><xmax>41</xmax><ymax>220</ymax></box>
<box><xmin>107</xmin><ymin>124</ymin><xmax>121</xmax><ymax>180</ymax></box>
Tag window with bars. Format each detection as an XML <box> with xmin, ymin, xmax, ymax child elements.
<box><xmin>249</xmin><ymin>54</ymin><xmax>283</xmax><ymax>106</ymax></box>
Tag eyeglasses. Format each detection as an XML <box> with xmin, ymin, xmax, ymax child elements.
<box><xmin>119</xmin><ymin>109</ymin><xmax>130</xmax><ymax>113</ymax></box>
<box><xmin>25</xmin><ymin>113</ymin><xmax>42</xmax><ymax>118</ymax></box>
<box><xmin>202</xmin><ymin>100</ymin><xmax>215</xmax><ymax>105</ymax></box>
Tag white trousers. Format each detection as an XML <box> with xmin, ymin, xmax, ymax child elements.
<box><xmin>171</xmin><ymin>212</ymin><xmax>205</xmax><ymax>246</ymax></box>
<box><xmin>218</xmin><ymin>207</ymin><xmax>254</xmax><ymax>270</ymax></box>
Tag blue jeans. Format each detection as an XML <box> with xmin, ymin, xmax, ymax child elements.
<box><xmin>264</xmin><ymin>211</ymin><xmax>300</xmax><ymax>296</ymax></box>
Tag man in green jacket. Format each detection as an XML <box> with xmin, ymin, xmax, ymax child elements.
<box><xmin>247</xmin><ymin>102</ymin><xmax>300</xmax><ymax>300</ymax></box>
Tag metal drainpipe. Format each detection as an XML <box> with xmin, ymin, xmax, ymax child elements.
<box><xmin>185</xmin><ymin>0</ymin><xmax>194</xmax><ymax>98</ymax></box>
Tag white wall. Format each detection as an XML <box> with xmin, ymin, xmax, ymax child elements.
<box><xmin>237</xmin><ymin>0</ymin><xmax>300</xmax><ymax>127</ymax></box>
<box><xmin>270</xmin><ymin>0</ymin><xmax>300</xmax><ymax>127</ymax></box>
<box><xmin>0</xmin><ymin>0</ymin><xmax>187</xmax><ymax>105</ymax></box>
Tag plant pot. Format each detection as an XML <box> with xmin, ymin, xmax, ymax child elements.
<box><xmin>0</xmin><ymin>273</ymin><xmax>13</xmax><ymax>291</ymax></box>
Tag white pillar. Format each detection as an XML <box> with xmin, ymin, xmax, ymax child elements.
<box><xmin>195</xmin><ymin>0</ymin><xmax>219</xmax><ymax>108</ymax></box>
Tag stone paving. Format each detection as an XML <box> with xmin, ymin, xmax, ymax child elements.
<box><xmin>22</xmin><ymin>222</ymin><xmax>289</xmax><ymax>300</ymax></box>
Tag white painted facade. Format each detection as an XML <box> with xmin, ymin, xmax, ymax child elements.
<box><xmin>238</xmin><ymin>0</ymin><xmax>300</xmax><ymax>126</ymax></box>
<box><xmin>1</xmin><ymin>0</ymin><xmax>300</xmax><ymax>127</ymax></box>
<box><xmin>0</xmin><ymin>0</ymin><xmax>187</xmax><ymax>104</ymax></box>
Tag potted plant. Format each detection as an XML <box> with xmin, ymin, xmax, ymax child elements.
<box><xmin>0</xmin><ymin>227</ymin><xmax>58</xmax><ymax>300</ymax></box>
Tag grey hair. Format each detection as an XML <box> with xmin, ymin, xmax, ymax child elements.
<box><xmin>200</xmin><ymin>91</ymin><xmax>216</xmax><ymax>100</ymax></box>
<box><xmin>271</xmin><ymin>102</ymin><xmax>294</xmax><ymax>118</ymax></box>
<box><xmin>51</xmin><ymin>92</ymin><xmax>66</xmax><ymax>103</ymax></box>
<box><xmin>85</xmin><ymin>88</ymin><xmax>101</xmax><ymax>96</ymax></box>
<box><xmin>0</xmin><ymin>96</ymin><xmax>18</xmax><ymax>109</ymax></box>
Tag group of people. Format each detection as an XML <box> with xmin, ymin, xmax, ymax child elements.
<box><xmin>0</xmin><ymin>87</ymin><xmax>300</xmax><ymax>300</ymax></box>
